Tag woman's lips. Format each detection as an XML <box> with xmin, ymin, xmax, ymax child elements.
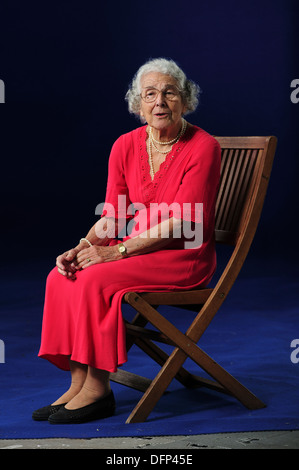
<box><xmin>154</xmin><ymin>113</ymin><xmax>169</xmax><ymax>118</ymax></box>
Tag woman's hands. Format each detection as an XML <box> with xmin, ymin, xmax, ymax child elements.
<box><xmin>75</xmin><ymin>245</ymin><xmax>120</xmax><ymax>269</ymax></box>
<box><xmin>56</xmin><ymin>248</ymin><xmax>80</xmax><ymax>279</ymax></box>
<box><xmin>56</xmin><ymin>245</ymin><xmax>120</xmax><ymax>278</ymax></box>
<box><xmin>55</xmin><ymin>215</ymin><xmax>182</xmax><ymax>278</ymax></box>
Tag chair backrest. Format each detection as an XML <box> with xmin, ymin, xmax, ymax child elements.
<box><xmin>214</xmin><ymin>136</ymin><xmax>277</xmax><ymax>246</ymax></box>
<box><xmin>185</xmin><ymin>136</ymin><xmax>277</xmax><ymax>341</ymax></box>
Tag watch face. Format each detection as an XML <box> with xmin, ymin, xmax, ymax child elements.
<box><xmin>119</xmin><ymin>244</ymin><xmax>126</xmax><ymax>254</ymax></box>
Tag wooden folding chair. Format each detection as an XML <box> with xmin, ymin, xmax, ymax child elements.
<box><xmin>111</xmin><ymin>135</ymin><xmax>277</xmax><ymax>423</ymax></box>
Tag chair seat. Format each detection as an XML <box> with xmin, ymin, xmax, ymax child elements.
<box><xmin>124</xmin><ymin>288</ymin><xmax>213</xmax><ymax>306</ymax></box>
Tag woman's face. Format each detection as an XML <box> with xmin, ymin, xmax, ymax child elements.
<box><xmin>139</xmin><ymin>72</ymin><xmax>187</xmax><ymax>133</ymax></box>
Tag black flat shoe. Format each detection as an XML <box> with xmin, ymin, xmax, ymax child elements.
<box><xmin>32</xmin><ymin>403</ymin><xmax>67</xmax><ymax>421</ymax></box>
<box><xmin>48</xmin><ymin>391</ymin><xmax>115</xmax><ymax>424</ymax></box>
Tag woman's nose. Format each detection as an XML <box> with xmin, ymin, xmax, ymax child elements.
<box><xmin>155</xmin><ymin>91</ymin><xmax>167</xmax><ymax>106</ymax></box>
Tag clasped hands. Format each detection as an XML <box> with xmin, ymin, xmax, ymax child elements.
<box><xmin>56</xmin><ymin>245</ymin><xmax>119</xmax><ymax>279</ymax></box>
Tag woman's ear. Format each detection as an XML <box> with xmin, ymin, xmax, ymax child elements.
<box><xmin>139</xmin><ymin>110</ymin><xmax>147</xmax><ymax>124</ymax></box>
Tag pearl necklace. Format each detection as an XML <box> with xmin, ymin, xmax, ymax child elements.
<box><xmin>148</xmin><ymin>119</ymin><xmax>187</xmax><ymax>180</ymax></box>
<box><xmin>149</xmin><ymin>118</ymin><xmax>187</xmax><ymax>146</ymax></box>
<box><xmin>150</xmin><ymin>118</ymin><xmax>187</xmax><ymax>145</ymax></box>
<box><xmin>151</xmin><ymin>139</ymin><xmax>172</xmax><ymax>154</ymax></box>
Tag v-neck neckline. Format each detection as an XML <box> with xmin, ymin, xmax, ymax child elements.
<box><xmin>138</xmin><ymin>125</ymin><xmax>191</xmax><ymax>201</ymax></box>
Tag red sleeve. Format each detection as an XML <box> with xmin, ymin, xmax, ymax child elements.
<box><xmin>101</xmin><ymin>136</ymin><xmax>132</xmax><ymax>220</ymax></box>
<box><xmin>171</xmin><ymin>136</ymin><xmax>221</xmax><ymax>225</ymax></box>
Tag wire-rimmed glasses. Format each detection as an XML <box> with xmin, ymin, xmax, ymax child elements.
<box><xmin>140</xmin><ymin>86</ymin><xmax>181</xmax><ymax>103</ymax></box>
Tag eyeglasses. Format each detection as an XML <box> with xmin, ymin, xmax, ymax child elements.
<box><xmin>140</xmin><ymin>87</ymin><xmax>181</xmax><ymax>103</ymax></box>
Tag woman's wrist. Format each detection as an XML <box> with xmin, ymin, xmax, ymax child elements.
<box><xmin>80</xmin><ymin>237</ymin><xmax>93</xmax><ymax>248</ymax></box>
<box><xmin>73</xmin><ymin>241</ymin><xmax>89</xmax><ymax>253</ymax></box>
<box><xmin>78</xmin><ymin>238</ymin><xmax>93</xmax><ymax>250</ymax></box>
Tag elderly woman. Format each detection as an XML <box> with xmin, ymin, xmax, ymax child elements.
<box><xmin>33</xmin><ymin>58</ymin><xmax>221</xmax><ymax>424</ymax></box>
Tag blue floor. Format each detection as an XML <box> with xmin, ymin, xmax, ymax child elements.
<box><xmin>0</xmin><ymin>256</ymin><xmax>299</xmax><ymax>439</ymax></box>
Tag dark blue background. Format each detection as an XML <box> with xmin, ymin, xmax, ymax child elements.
<box><xmin>0</xmin><ymin>0</ymin><xmax>298</xmax><ymax>269</ymax></box>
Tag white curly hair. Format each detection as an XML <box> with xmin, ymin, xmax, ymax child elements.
<box><xmin>125</xmin><ymin>58</ymin><xmax>201</xmax><ymax>120</ymax></box>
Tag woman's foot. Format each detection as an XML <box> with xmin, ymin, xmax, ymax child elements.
<box><xmin>48</xmin><ymin>390</ymin><xmax>115</xmax><ymax>424</ymax></box>
<box><xmin>51</xmin><ymin>381</ymin><xmax>84</xmax><ymax>406</ymax></box>
<box><xmin>51</xmin><ymin>359</ymin><xmax>88</xmax><ymax>405</ymax></box>
<box><xmin>62</xmin><ymin>366</ymin><xmax>111</xmax><ymax>409</ymax></box>
<box><xmin>64</xmin><ymin>385</ymin><xmax>111</xmax><ymax>410</ymax></box>
<box><xmin>32</xmin><ymin>380</ymin><xmax>86</xmax><ymax>420</ymax></box>
<box><xmin>32</xmin><ymin>402</ymin><xmax>67</xmax><ymax>421</ymax></box>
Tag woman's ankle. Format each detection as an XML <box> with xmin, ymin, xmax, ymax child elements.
<box><xmin>51</xmin><ymin>381</ymin><xmax>84</xmax><ymax>406</ymax></box>
<box><xmin>64</xmin><ymin>385</ymin><xmax>110</xmax><ymax>410</ymax></box>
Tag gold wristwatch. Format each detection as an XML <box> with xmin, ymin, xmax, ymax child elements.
<box><xmin>118</xmin><ymin>242</ymin><xmax>127</xmax><ymax>257</ymax></box>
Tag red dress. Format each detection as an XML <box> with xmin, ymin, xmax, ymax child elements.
<box><xmin>38</xmin><ymin>125</ymin><xmax>221</xmax><ymax>372</ymax></box>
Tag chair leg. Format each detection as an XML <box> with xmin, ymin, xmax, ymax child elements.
<box><xmin>125</xmin><ymin>311</ymin><xmax>149</xmax><ymax>351</ymax></box>
<box><xmin>133</xmin><ymin>336</ymin><xmax>199</xmax><ymax>387</ymax></box>
<box><xmin>125</xmin><ymin>293</ymin><xmax>266</xmax><ymax>423</ymax></box>
<box><xmin>124</xmin><ymin>304</ymin><xmax>197</xmax><ymax>387</ymax></box>
<box><xmin>111</xmin><ymin>328</ymin><xmax>197</xmax><ymax>391</ymax></box>
<box><xmin>126</xmin><ymin>347</ymin><xmax>187</xmax><ymax>423</ymax></box>
<box><xmin>126</xmin><ymin>344</ymin><xmax>265</xmax><ymax>423</ymax></box>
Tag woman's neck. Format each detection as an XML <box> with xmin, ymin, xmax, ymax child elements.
<box><xmin>150</xmin><ymin>119</ymin><xmax>183</xmax><ymax>143</ymax></box>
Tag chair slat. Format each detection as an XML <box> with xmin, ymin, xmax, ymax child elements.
<box><xmin>215</xmin><ymin>142</ymin><xmax>263</xmax><ymax>244</ymax></box>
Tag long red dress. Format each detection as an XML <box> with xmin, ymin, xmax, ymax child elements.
<box><xmin>38</xmin><ymin>125</ymin><xmax>221</xmax><ymax>372</ymax></box>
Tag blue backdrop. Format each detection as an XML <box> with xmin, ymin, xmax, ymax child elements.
<box><xmin>0</xmin><ymin>0</ymin><xmax>298</xmax><ymax>267</ymax></box>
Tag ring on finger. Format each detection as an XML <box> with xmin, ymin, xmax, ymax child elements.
<box><xmin>86</xmin><ymin>258</ymin><xmax>91</xmax><ymax>263</ymax></box>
